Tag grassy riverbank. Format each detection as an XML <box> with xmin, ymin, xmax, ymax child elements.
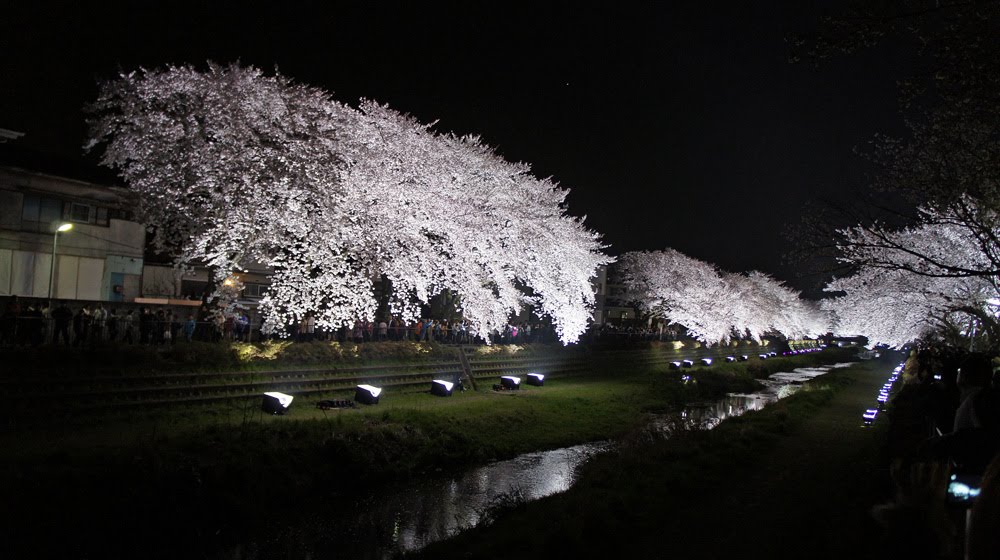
<box><xmin>414</xmin><ymin>357</ymin><xmax>895</xmax><ymax>559</ymax></box>
<box><xmin>0</xmin><ymin>347</ymin><xmax>856</xmax><ymax>559</ymax></box>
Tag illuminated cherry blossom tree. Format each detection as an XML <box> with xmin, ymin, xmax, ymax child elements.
<box><xmin>824</xmin><ymin>198</ymin><xmax>1000</xmax><ymax>349</ymax></box>
<box><xmin>616</xmin><ymin>249</ymin><xmax>826</xmax><ymax>344</ymax></box>
<box><xmin>87</xmin><ymin>63</ymin><xmax>611</xmax><ymax>343</ymax></box>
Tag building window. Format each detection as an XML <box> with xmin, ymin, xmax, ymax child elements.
<box><xmin>70</xmin><ymin>203</ymin><xmax>93</xmax><ymax>224</ymax></box>
<box><xmin>243</xmin><ymin>283</ymin><xmax>267</xmax><ymax>298</ymax></box>
<box><xmin>20</xmin><ymin>194</ymin><xmax>64</xmax><ymax>232</ymax></box>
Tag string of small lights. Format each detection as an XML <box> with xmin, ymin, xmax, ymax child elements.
<box><xmin>863</xmin><ymin>362</ymin><xmax>904</xmax><ymax>426</ymax></box>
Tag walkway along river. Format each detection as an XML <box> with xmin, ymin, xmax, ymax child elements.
<box><xmin>220</xmin><ymin>362</ymin><xmax>855</xmax><ymax>559</ymax></box>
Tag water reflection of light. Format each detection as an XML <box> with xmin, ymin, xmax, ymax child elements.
<box><xmin>665</xmin><ymin>363</ymin><xmax>846</xmax><ymax>434</ymax></box>
<box><xmin>356</xmin><ymin>441</ymin><xmax>611</xmax><ymax>556</ymax></box>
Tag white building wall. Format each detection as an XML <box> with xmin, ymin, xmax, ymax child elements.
<box><xmin>77</xmin><ymin>257</ymin><xmax>103</xmax><ymax>300</ymax></box>
<box><xmin>55</xmin><ymin>255</ymin><xmax>79</xmax><ymax>299</ymax></box>
<box><xmin>0</xmin><ymin>249</ymin><xmax>10</xmax><ymax>295</ymax></box>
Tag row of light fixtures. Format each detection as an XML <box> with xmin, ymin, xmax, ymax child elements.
<box><xmin>863</xmin><ymin>362</ymin><xmax>903</xmax><ymax>426</ymax></box>
<box><xmin>261</xmin><ymin>372</ymin><xmax>547</xmax><ymax>414</ymax></box>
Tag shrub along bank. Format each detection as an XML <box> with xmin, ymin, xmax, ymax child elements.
<box><xmin>0</xmin><ymin>347</ymin><xmax>856</xmax><ymax>559</ymax></box>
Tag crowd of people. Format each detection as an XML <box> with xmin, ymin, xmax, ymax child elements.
<box><xmin>293</xmin><ymin>316</ymin><xmax>557</xmax><ymax>345</ymax></box>
<box><xmin>0</xmin><ymin>295</ymin><xmax>253</xmax><ymax>347</ymax></box>
<box><xmin>877</xmin><ymin>346</ymin><xmax>1000</xmax><ymax>558</ymax></box>
<box><xmin>0</xmin><ymin>295</ymin><xmax>564</xmax><ymax>348</ymax></box>
<box><xmin>591</xmin><ymin>322</ymin><xmax>682</xmax><ymax>341</ymax></box>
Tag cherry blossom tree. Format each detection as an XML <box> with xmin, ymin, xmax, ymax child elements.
<box><xmin>86</xmin><ymin>63</ymin><xmax>611</xmax><ymax>343</ymax></box>
<box><xmin>824</xmin><ymin>197</ymin><xmax>1000</xmax><ymax>349</ymax></box>
<box><xmin>616</xmin><ymin>249</ymin><xmax>827</xmax><ymax>344</ymax></box>
<box><xmin>822</xmin><ymin>266</ymin><xmax>993</xmax><ymax>349</ymax></box>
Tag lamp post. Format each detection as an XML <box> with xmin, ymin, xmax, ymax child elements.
<box><xmin>48</xmin><ymin>223</ymin><xmax>73</xmax><ymax>302</ymax></box>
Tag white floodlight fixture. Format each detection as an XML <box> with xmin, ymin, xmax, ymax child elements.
<box><xmin>262</xmin><ymin>391</ymin><xmax>294</xmax><ymax>415</ymax></box>
<box><xmin>526</xmin><ymin>373</ymin><xmax>545</xmax><ymax>386</ymax></box>
<box><xmin>700</xmin><ymin>358</ymin><xmax>712</xmax><ymax>366</ymax></box>
<box><xmin>863</xmin><ymin>409</ymin><xmax>878</xmax><ymax>420</ymax></box>
<box><xmin>670</xmin><ymin>361</ymin><xmax>683</xmax><ymax>370</ymax></box>
<box><xmin>682</xmin><ymin>359</ymin><xmax>694</xmax><ymax>368</ymax></box>
<box><xmin>739</xmin><ymin>355</ymin><xmax>749</xmax><ymax>361</ymax></box>
<box><xmin>725</xmin><ymin>356</ymin><xmax>736</xmax><ymax>363</ymax></box>
<box><xmin>500</xmin><ymin>376</ymin><xmax>521</xmax><ymax>390</ymax></box>
<box><xmin>759</xmin><ymin>354</ymin><xmax>768</xmax><ymax>360</ymax></box>
<box><xmin>769</xmin><ymin>352</ymin><xmax>777</xmax><ymax>357</ymax></box>
<box><xmin>431</xmin><ymin>379</ymin><xmax>455</xmax><ymax>397</ymax></box>
<box><xmin>355</xmin><ymin>384</ymin><xmax>383</xmax><ymax>405</ymax></box>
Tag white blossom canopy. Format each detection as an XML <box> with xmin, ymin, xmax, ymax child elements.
<box><xmin>824</xmin><ymin>199</ymin><xmax>1000</xmax><ymax>348</ymax></box>
<box><xmin>87</xmin><ymin>63</ymin><xmax>612</xmax><ymax>343</ymax></box>
<box><xmin>616</xmin><ymin>249</ymin><xmax>827</xmax><ymax>344</ymax></box>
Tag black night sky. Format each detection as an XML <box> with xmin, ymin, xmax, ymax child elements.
<box><xmin>2</xmin><ymin>1</ymin><xmax>910</xmax><ymax>286</ymax></box>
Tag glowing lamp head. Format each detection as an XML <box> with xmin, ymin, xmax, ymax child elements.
<box><xmin>262</xmin><ymin>391</ymin><xmax>294</xmax><ymax>414</ymax></box>
<box><xmin>57</xmin><ymin>223</ymin><xmax>73</xmax><ymax>232</ymax></box>
<box><xmin>431</xmin><ymin>379</ymin><xmax>455</xmax><ymax>396</ymax></box>
<box><xmin>700</xmin><ymin>358</ymin><xmax>712</xmax><ymax>366</ymax></box>
<box><xmin>526</xmin><ymin>373</ymin><xmax>545</xmax><ymax>386</ymax></box>
<box><xmin>500</xmin><ymin>376</ymin><xmax>521</xmax><ymax>390</ymax></box>
<box><xmin>355</xmin><ymin>384</ymin><xmax>383</xmax><ymax>404</ymax></box>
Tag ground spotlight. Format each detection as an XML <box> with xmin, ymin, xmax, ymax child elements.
<box><xmin>670</xmin><ymin>361</ymin><xmax>683</xmax><ymax>370</ymax></box>
<box><xmin>725</xmin><ymin>356</ymin><xmax>736</xmax><ymax>363</ymax></box>
<box><xmin>759</xmin><ymin>354</ymin><xmax>768</xmax><ymax>360</ymax></box>
<box><xmin>526</xmin><ymin>373</ymin><xmax>545</xmax><ymax>386</ymax></box>
<box><xmin>739</xmin><ymin>355</ymin><xmax>749</xmax><ymax>361</ymax></box>
<box><xmin>682</xmin><ymin>359</ymin><xmax>694</xmax><ymax>368</ymax></box>
<box><xmin>500</xmin><ymin>376</ymin><xmax>521</xmax><ymax>390</ymax></box>
<box><xmin>431</xmin><ymin>379</ymin><xmax>454</xmax><ymax>397</ymax></box>
<box><xmin>700</xmin><ymin>358</ymin><xmax>712</xmax><ymax>366</ymax></box>
<box><xmin>262</xmin><ymin>391</ymin><xmax>294</xmax><ymax>414</ymax></box>
<box><xmin>355</xmin><ymin>384</ymin><xmax>383</xmax><ymax>405</ymax></box>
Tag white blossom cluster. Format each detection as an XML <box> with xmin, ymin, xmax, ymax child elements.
<box><xmin>87</xmin><ymin>63</ymin><xmax>612</xmax><ymax>343</ymax></box>
<box><xmin>616</xmin><ymin>249</ymin><xmax>828</xmax><ymax>344</ymax></box>
<box><xmin>824</xmin><ymin>198</ymin><xmax>1000</xmax><ymax>348</ymax></box>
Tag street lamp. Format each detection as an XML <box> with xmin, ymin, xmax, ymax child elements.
<box><xmin>48</xmin><ymin>223</ymin><xmax>73</xmax><ymax>301</ymax></box>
